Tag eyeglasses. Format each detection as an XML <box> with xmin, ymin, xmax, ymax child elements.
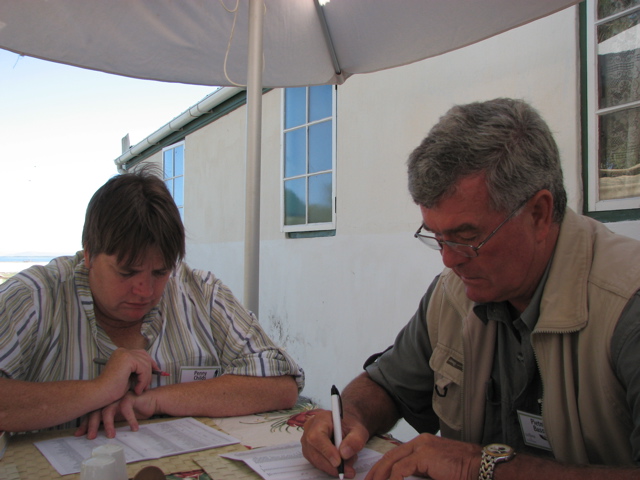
<box><xmin>414</xmin><ymin>199</ymin><xmax>529</xmax><ymax>258</ymax></box>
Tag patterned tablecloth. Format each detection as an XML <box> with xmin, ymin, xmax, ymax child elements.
<box><xmin>0</xmin><ymin>400</ymin><xmax>400</xmax><ymax>480</ymax></box>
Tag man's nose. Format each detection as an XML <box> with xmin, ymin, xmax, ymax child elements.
<box><xmin>440</xmin><ymin>244</ymin><xmax>471</xmax><ymax>268</ymax></box>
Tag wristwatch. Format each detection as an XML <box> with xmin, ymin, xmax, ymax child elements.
<box><xmin>478</xmin><ymin>443</ymin><xmax>515</xmax><ymax>480</ymax></box>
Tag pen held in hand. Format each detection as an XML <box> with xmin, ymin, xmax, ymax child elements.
<box><xmin>93</xmin><ymin>357</ymin><xmax>170</xmax><ymax>377</ymax></box>
<box><xmin>331</xmin><ymin>384</ymin><xmax>345</xmax><ymax>480</ymax></box>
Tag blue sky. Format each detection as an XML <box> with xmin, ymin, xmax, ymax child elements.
<box><xmin>0</xmin><ymin>49</ymin><xmax>216</xmax><ymax>256</ymax></box>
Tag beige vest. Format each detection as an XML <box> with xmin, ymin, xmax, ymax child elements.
<box><xmin>426</xmin><ymin>209</ymin><xmax>640</xmax><ymax>465</ymax></box>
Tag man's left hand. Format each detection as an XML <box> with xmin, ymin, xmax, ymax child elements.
<box><xmin>364</xmin><ymin>433</ymin><xmax>481</xmax><ymax>480</ymax></box>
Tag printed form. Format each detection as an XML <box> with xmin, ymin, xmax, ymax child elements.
<box><xmin>222</xmin><ymin>441</ymin><xmax>422</xmax><ymax>480</ymax></box>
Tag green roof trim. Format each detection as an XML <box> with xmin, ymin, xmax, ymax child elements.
<box><xmin>123</xmin><ymin>89</ymin><xmax>263</xmax><ymax>170</ymax></box>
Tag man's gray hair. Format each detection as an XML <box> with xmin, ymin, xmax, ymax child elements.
<box><xmin>407</xmin><ymin>98</ymin><xmax>567</xmax><ymax>223</ymax></box>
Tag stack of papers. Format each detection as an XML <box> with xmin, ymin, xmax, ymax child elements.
<box><xmin>34</xmin><ymin>417</ymin><xmax>239</xmax><ymax>475</ymax></box>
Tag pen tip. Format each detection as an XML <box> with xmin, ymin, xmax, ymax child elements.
<box><xmin>331</xmin><ymin>385</ymin><xmax>339</xmax><ymax>395</ymax></box>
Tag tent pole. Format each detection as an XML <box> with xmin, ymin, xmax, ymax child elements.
<box><xmin>243</xmin><ymin>0</ymin><xmax>264</xmax><ymax>316</ymax></box>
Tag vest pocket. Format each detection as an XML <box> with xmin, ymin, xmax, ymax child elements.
<box><xmin>429</xmin><ymin>342</ymin><xmax>464</xmax><ymax>431</ymax></box>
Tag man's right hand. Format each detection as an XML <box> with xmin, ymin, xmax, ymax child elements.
<box><xmin>301</xmin><ymin>409</ymin><xmax>370</xmax><ymax>479</ymax></box>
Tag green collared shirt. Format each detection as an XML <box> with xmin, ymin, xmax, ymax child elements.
<box><xmin>366</xmin><ymin>272</ymin><xmax>640</xmax><ymax>460</ymax></box>
<box><xmin>473</xmin><ymin>262</ymin><xmax>550</xmax><ymax>456</ymax></box>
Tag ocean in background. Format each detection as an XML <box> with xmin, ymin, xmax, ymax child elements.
<box><xmin>0</xmin><ymin>255</ymin><xmax>57</xmax><ymax>277</ymax></box>
<box><xmin>0</xmin><ymin>256</ymin><xmax>56</xmax><ymax>263</ymax></box>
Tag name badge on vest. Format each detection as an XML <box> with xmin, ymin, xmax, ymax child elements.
<box><xmin>517</xmin><ymin>410</ymin><xmax>552</xmax><ymax>451</ymax></box>
<box><xmin>180</xmin><ymin>366</ymin><xmax>220</xmax><ymax>383</ymax></box>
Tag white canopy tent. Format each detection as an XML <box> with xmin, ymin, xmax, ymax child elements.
<box><xmin>0</xmin><ymin>0</ymin><xmax>581</xmax><ymax>313</ymax></box>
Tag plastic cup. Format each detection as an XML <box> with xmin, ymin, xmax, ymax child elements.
<box><xmin>80</xmin><ymin>455</ymin><xmax>118</xmax><ymax>480</ymax></box>
<box><xmin>92</xmin><ymin>444</ymin><xmax>128</xmax><ymax>480</ymax></box>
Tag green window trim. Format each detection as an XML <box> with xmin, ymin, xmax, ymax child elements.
<box><xmin>581</xmin><ymin>0</ymin><xmax>640</xmax><ymax>221</ymax></box>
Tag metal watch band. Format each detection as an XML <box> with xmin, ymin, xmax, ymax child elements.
<box><xmin>478</xmin><ymin>444</ymin><xmax>515</xmax><ymax>480</ymax></box>
<box><xmin>478</xmin><ymin>453</ymin><xmax>498</xmax><ymax>480</ymax></box>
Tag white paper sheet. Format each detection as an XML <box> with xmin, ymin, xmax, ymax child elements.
<box><xmin>34</xmin><ymin>417</ymin><xmax>239</xmax><ymax>476</ymax></box>
<box><xmin>221</xmin><ymin>441</ymin><xmax>421</xmax><ymax>480</ymax></box>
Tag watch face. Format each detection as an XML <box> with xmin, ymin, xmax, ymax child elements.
<box><xmin>484</xmin><ymin>444</ymin><xmax>514</xmax><ymax>458</ymax></box>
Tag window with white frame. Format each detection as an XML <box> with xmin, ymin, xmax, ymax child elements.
<box><xmin>163</xmin><ymin>142</ymin><xmax>185</xmax><ymax>221</ymax></box>
<box><xmin>585</xmin><ymin>0</ymin><xmax>640</xmax><ymax>214</ymax></box>
<box><xmin>282</xmin><ymin>85</ymin><xmax>336</xmax><ymax>233</ymax></box>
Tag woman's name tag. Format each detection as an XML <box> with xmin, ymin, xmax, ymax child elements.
<box><xmin>179</xmin><ymin>366</ymin><xmax>220</xmax><ymax>383</ymax></box>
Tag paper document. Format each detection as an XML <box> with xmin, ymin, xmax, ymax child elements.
<box><xmin>221</xmin><ymin>441</ymin><xmax>421</xmax><ymax>480</ymax></box>
<box><xmin>34</xmin><ymin>417</ymin><xmax>239</xmax><ymax>476</ymax></box>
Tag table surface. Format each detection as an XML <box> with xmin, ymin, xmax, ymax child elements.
<box><xmin>0</xmin><ymin>407</ymin><xmax>399</xmax><ymax>480</ymax></box>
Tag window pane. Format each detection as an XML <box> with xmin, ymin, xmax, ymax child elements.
<box><xmin>309</xmin><ymin>120</ymin><xmax>332</xmax><ymax>173</ymax></box>
<box><xmin>308</xmin><ymin>173</ymin><xmax>332</xmax><ymax>223</ymax></box>
<box><xmin>173</xmin><ymin>176</ymin><xmax>184</xmax><ymax>207</ymax></box>
<box><xmin>309</xmin><ymin>85</ymin><xmax>332</xmax><ymax>122</ymax></box>
<box><xmin>597</xmin><ymin>12</ymin><xmax>640</xmax><ymax>108</ymax></box>
<box><xmin>284</xmin><ymin>128</ymin><xmax>307</xmax><ymax>178</ymax></box>
<box><xmin>165</xmin><ymin>179</ymin><xmax>173</xmax><ymax>195</ymax></box>
<box><xmin>282</xmin><ymin>85</ymin><xmax>335</xmax><ymax>229</ymax></box>
<box><xmin>284</xmin><ymin>178</ymin><xmax>306</xmax><ymax>225</ymax></box>
<box><xmin>285</xmin><ymin>87</ymin><xmax>306</xmax><ymax>129</ymax></box>
<box><xmin>598</xmin><ymin>0</ymin><xmax>640</xmax><ymax>20</ymax></box>
<box><xmin>174</xmin><ymin>145</ymin><xmax>184</xmax><ymax>176</ymax></box>
<box><xmin>163</xmin><ymin>150</ymin><xmax>174</xmax><ymax>178</ymax></box>
<box><xmin>598</xmin><ymin>107</ymin><xmax>640</xmax><ymax>200</ymax></box>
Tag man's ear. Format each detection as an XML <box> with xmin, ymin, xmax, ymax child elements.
<box><xmin>529</xmin><ymin>189</ymin><xmax>554</xmax><ymax>242</ymax></box>
<box><xmin>83</xmin><ymin>248</ymin><xmax>91</xmax><ymax>266</ymax></box>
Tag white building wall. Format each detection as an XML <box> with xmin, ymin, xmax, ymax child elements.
<box><xmin>143</xmin><ymin>6</ymin><xmax>638</xmax><ymax>441</ymax></box>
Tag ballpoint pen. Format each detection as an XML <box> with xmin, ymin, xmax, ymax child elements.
<box><xmin>331</xmin><ymin>384</ymin><xmax>345</xmax><ymax>480</ymax></box>
<box><xmin>93</xmin><ymin>357</ymin><xmax>170</xmax><ymax>376</ymax></box>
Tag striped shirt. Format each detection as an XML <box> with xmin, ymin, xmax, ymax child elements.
<box><xmin>0</xmin><ymin>252</ymin><xmax>304</xmax><ymax>429</ymax></box>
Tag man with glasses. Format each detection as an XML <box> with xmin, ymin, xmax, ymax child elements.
<box><xmin>301</xmin><ymin>98</ymin><xmax>640</xmax><ymax>479</ymax></box>
<box><xmin>414</xmin><ymin>197</ymin><xmax>529</xmax><ymax>258</ymax></box>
